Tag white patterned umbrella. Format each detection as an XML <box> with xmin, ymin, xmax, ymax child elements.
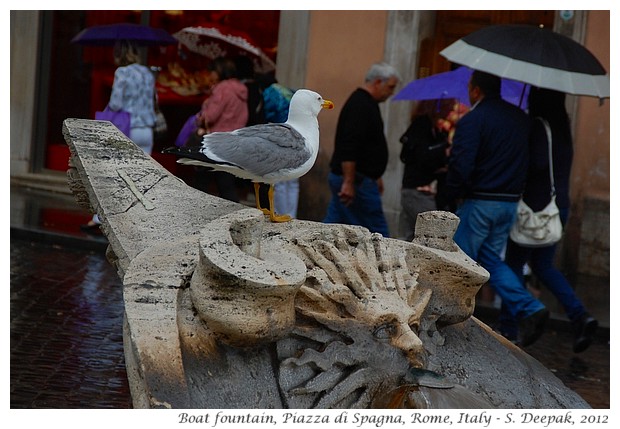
<box><xmin>173</xmin><ymin>25</ymin><xmax>276</xmax><ymax>73</ymax></box>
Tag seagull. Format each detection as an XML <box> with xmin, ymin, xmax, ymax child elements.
<box><xmin>163</xmin><ymin>89</ymin><xmax>334</xmax><ymax>222</ymax></box>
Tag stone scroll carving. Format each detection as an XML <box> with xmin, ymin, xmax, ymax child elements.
<box><xmin>190</xmin><ymin>210</ymin><xmax>307</xmax><ymax>346</ymax></box>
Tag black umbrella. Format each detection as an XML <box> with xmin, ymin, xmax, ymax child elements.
<box><xmin>440</xmin><ymin>24</ymin><xmax>609</xmax><ymax>98</ymax></box>
<box><xmin>71</xmin><ymin>23</ymin><xmax>177</xmax><ymax>46</ymax></box>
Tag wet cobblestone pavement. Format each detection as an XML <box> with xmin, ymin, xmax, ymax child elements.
<box><xmin>523</xmin><ymin>328</ymin><xmax>610</xmax><ymax>409</ymax></box>
<box><xmin>10</xmin><ymin>237</ymin><xmax>609</xmax><ymax>409</ymax></box>
<box><xmin>10</xmin><ymin>238</ymin><xmax>131</xmax><ymax>409</ymax></box>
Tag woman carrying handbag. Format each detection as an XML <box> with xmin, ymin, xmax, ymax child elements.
<box><xmin>82</xmin><ymin>39</ymin><xmax>157</xmax><ymax>232</ymax></box>
<box><xmin>499</xmin><ymin>87</ymin><xmax>598</xmax><ymax>353</ymax></box>
<box><xmin>107</xmin><ymin>40</ymin><xmax>157</xmax><ymax>154</ymax></box>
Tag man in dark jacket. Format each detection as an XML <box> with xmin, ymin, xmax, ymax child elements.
<box><xmin>323</xmin><ymin>62</ymin><xmax>400</xmax><ymax>237</ymax></box>
<box><xmin>446</xmin><ymin>70</ymin><xmax>549</xmax><ymax>347</ymax></box>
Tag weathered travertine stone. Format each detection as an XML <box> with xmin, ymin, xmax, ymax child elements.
<box><xmin>408</xmin><ymin>211</ymin><xmax>488</xmax><ymax>326</ymax></box>
<box><xmin>62</xmin><ymin>118</ymin><xmax>590</xmax><ymax>409</ymax></box>
<box><xmin>413</xmin><ymin>210</ymin><xmax>461</xmax><ymax>252</ymax></box>
<box><xmin>191</xmin><ymin>209</ymin><xmax>307</xmax><ymax>346</ymax></box>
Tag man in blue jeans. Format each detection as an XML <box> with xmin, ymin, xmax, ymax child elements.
<box><xmin>445</xmin><ymin>70</ymin><xmax>549</xmax><ymax>347</ymax></box>
<box><xmin>323</xmin><ymin>62</ymin><xmax>400</xmax><ymax>237</ymax></box>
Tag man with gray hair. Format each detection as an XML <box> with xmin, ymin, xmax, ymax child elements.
<box><xmin>323</xmin><ymin>62</ymin><xmax>400</xmax><ymax>237</ymax></box>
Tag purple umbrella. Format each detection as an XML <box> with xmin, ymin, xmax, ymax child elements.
<box><xmin>393</xmin><ymin>66</ymin><xmax>529</xmax><ymax>109</ymax></box>
<box><xmin>71</xmin><ymin>23</ymin><xmax>177</xmax><ymax>46</ymax></box>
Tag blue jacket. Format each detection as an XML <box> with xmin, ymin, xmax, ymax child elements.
<box><xmin>445</xmin><ymin>95</ymin><xmax>529</xmax><ymax>202</ymax></box>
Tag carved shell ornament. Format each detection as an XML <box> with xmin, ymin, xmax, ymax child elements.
<box><xmin>292</xmin><ymin>226</ymin><xmax>432</xmax><ymax>367</ymax></box>
<box><xmin>276</xmin><ymin>226</ymin><xmax>434</xmax><ymax>408</ymax></box>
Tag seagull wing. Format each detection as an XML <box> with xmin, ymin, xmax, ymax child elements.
<box><xmin>201</xmin><ymin>123</ymin><xmax>312</xmax><ymax>177</ymax></box>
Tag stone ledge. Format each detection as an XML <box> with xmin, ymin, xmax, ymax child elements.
<box><xmin>10</xmin><ymin>172</ymin><xmax>72</xmax><ymax>194</ymax></box>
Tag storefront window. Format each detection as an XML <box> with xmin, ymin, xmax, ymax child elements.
<box><xmin>41</xmin><ymin>10</ymin><xmax>280</xmax><ymax>172</ymax></box>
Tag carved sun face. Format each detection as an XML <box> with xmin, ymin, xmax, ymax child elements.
<box><xmin>278</xmin><ymin>226</ymin><xmax>431</xmax><ymax>408</ymax></box>
<box><xmin>291</xmin><ymin>226</ymin><xmax>432</xmax><ymax>367</ymax></box>
<box><xmin>361</xmin><ymin>290</ymin><xmax>426</xmax><ymax>366</ymax></box>
<box><xmin>276</xmin><ymin>225</ymin><xmax>433</xmax><ymax>408</ymax></box>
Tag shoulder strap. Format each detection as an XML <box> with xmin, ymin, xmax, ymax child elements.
<box><xmin>537</xmin><ymin>117</ymin><xmax>555</xmax><ymax>197</ymax></box>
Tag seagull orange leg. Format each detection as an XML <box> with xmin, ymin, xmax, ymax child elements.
<box><xmin>253</xmin><ymin>182</ymin><xmax>270</xmax><ymax>215</ymax></box>
<box><xmin>268</xmin><ymin>184</ymin><xmax>291</xmax><ymax>223</ymax></box>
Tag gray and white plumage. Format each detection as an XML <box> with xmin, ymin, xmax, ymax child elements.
<box><xmin>165</xmin><ymin>89</ymin><xmax>334</xmax><ymax>184</ymax></box>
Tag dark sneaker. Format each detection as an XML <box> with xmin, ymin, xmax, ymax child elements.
<box><xmin>572</xmin><ymin>313</ymin><xmax>598</xmax><ymax>353</ymax></box>
<box><xmin>518</xmin><ymin>308</ymin><xmax>549</xmax><ymax>347</ymax></box>
<box><xmin>494</xmin><ymin>326</ymin><xmax>519</xmax><ymax>345</ymax></box>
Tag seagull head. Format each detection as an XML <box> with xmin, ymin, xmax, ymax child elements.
<box><xmin>288</xmin><ymin>89</ymin><xmax>334</xmax><ymax>120</ymax></box>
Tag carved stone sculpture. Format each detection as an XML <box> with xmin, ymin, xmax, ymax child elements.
<box><xmin>187</xmin><ymin>208</ymin><xmax>486</xmax><ymax>408</ymax></box>
<box><xmin>62</xmin><ymin>119</ymin><xmax>590</xmax><ymax>409</ymax></box>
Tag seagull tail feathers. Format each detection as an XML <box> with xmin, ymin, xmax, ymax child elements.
<box><xmin>162</xmin><ymin>146</ymin><xmax>237</xmax><ymax>168</ymax></box>
<box><xmin>162</xmin><ymin>145</ymin><xmax>202</xmax><ymax>158</ymax></box>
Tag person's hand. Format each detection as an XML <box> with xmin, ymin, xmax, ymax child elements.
<box><xmin>415</xmin><ymin>184</ymin><xmax>436</xmax><ymax>195</ymax></box>
<box><xmin>377</xmin><ymin>177</ymin><xmax>384</xmax><ymax>195</ymax></box>
<box><xmin>338</xmin><ymin>181</ymin><xmax>356</xmax><ymax>206</ymax></box>
<box><xmin>195</xmin><ymin>113</ymin><xmax>208</xmax><ymax>135</ymax></box>
<box><xmin>195</xmin><ymin>112</ymin><xmax>205</xmax><ymax>126</ymax></box>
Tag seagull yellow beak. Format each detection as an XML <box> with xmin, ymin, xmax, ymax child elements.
<box><xmin>322</xmin><ymin>100</ymin><xmax>335</xmax><ymax>110</ymax></box>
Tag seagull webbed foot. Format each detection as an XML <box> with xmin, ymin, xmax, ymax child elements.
<box><xmin>270</xmin><ymin>213</ymin><xmax>292</xmax><ymax>223</ymax></box>
<box><xmin>266</xmin><ymin>184</ymin><xmax>292</xmax><ymax>223</ymax></box>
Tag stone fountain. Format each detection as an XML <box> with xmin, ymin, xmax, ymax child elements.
<box><xmin>62</xmin><ymin>119</ymin><xmax>589</xmax><ymax>409</ymax></box>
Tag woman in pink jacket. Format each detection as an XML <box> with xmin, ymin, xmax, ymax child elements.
<box><xmin>197</xmin><ymin>57</ymin><xmax>249</xmax><ymax>134</ymax></box>
<box><xmin>195</xmin><ymin>57</ymin><xmax>248</xmax><ymax>202</ymax></box>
